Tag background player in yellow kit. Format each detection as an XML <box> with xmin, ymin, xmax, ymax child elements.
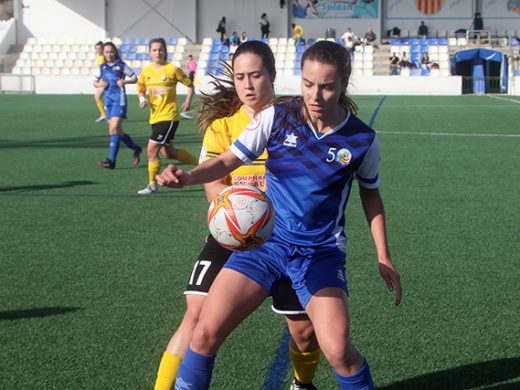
<box><xmin>136</xmin><ymin>38</ymin><xmax>198</xmax><ymax>195</ymax></box>
<box><xmin>94</xmin><ymin>41</ymin><xmax>106</xmax><ymax>122</ymax></box>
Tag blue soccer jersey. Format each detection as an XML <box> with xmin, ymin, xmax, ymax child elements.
<box><xmin>230</xmin><ymin>99</ymin><xmax>380</xmax><ymax>249</ymax></box>
<box><xmin>94</xmin><ymin>59</ymin><xmax>135</xmax><ymax>108</ymax></box>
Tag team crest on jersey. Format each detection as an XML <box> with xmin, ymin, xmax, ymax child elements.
<box><xmin>162</xmin><ymin>75</ymin><xmax>168</xmax><ymax>81</ymax></box>
<box><xmin>336</xmin><ymin>148</ymin><xmax>352</xmax><ymax>166</ymax></box>
<box><xmin>114</xmin><ymin>66</ymin><xmax>120</xmax><ymax>71</ymax></box>
<box><xmin>283</xmin><ymin>132</ymin><xmax>298</xmax><ymax>148</ymax></box>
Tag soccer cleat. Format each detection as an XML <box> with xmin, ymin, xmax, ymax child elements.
<box><xmin>95</xmin><ymin>115</ymin><xmax>106</xmax><ymax>123</ymax></box>
<box><xmin>137</xmin><ymin>184</ymin><xmax>159</xmax><ymax>195</ymax></box>
<box><xmin>290</xmin><ymin>378</ymin><xmax>317</xmax><ymax>390</ymax></box>
<box><xmin>97</xmin><ymin>159</ymin><xmax>115</xmax><ymax>169</ymax></box>
<box><xmin>133</xmin><ymin>146</ymin><xmax>142</xmax><ymax>167</ymax></box>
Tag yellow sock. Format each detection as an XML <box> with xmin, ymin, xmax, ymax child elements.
<box><xmin>154</xmin><ymin>351</ymin><xmax>183</xmax><ymax>390</ymax></box>
<box><xmin>148</xmin><ymin>160</ymin><xmax>161</xmax><ymax>185</ymax></box>
<box><xmin>95</xmin><ymin>98</ymin><xmax>106</xmax><ymax>116</ymax></box>
<box><xmin>289</xmin><ymin>345</ymin><xmax>321</xmax><ymax>385</ymax></box>
<box><xmin>176</xmin><ymin>148</ymin><xmax>197</xmax><ymax>165</ymax></box>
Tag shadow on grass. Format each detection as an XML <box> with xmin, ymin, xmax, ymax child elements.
<box><xmin>0</xmin><ymin>307</ymin><xmax>81</xmax><ymax>321</ymax></box>
<box><xmin>380</xmin><ymin>357</ymin><xmax>520</xmax><ymax>389</ymax></box>
<box><xmin>0</xmin><ymin>180</ymin><xmax>97</xmax><ymax>192</ymax></box>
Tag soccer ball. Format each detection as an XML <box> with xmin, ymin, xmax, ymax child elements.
<box><xmin>207</xmin><ymin>185</ymin><xmax>275</xmax><ymax>251</ymax></box>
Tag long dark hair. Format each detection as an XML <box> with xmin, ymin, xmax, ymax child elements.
<box><xmin>148</xmin><ymin>37</ymin><xmax>167</xmax><ymax>62</ymax></box>
<box><xmin>197</xmin><ymin>40</ymin><xmax>276</xmax><ymax>132</ymax></box>
<box><xmin>102</xmin><ymin>42</ymin><xmax>121</xmax><ymax>62</ymax></box>
<box><xmin>300</xmin><ymin>40</ymin><xmax>358</xmax><ymax>114</ymax></box>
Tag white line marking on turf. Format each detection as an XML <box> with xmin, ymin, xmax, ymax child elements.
<box><xmin>378</xmin><ymin>131</ymin><xmax>520</xmax><ymax>138</ymax></box>
<box><xmin>487</xmin><ymin>95</ymin><xmax>520</xmax><ymax>104</ymax></box>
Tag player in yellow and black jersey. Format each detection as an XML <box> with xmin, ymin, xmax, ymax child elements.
<box><xmin>136</xmin><ymin>37</ymin><xmax>197</xmax><ymax>195</ymax></box>
<box><xmin>93</xmin><ymin>41</ymin><xmax>106</xmax><ymax>122</ymax></box>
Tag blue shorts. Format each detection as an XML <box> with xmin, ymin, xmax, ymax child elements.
<box><xmin>224</xmin><ymin>234</ymin><xmax>348</xmax><ymax>308</ymax></box>
<box><xmin>105</xmin><ymin>101</ymin><xmax>127</xmax><ymax>120</ymax></box>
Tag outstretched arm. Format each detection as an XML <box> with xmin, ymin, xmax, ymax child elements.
<box><xmin>156</xmin><ymin>149</ymin><xmax>243</xmax><ymax>188</ymax></box>
<box><xmin>359</xmin><ymin>186</ymin><xmax>402</xmax><ymax>306</ymax></box>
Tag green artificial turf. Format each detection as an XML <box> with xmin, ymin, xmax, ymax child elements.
<box><xmin>0</xmin><ymin>94</ymin><xmax>519</xmax><ymax>389</ymax></box>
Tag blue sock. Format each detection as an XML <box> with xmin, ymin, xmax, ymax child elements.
<box><xmin>109</xmin><ymin>134</ymin><xmax>120</xmax><ymax>163</ymax></box>
<box><xmin>121</xmin><ymin>133</ymin><xmax>138</xmax><ymax>151</ymax></box>
<box><xmin>335</xmin><ymin>360</ymin><xmax>375</xmax><ymax>390</ymax></box>
<box><xmin>174</xmin><ymin>346</ymin><xmax>215</xmax><ymax>390</ymax></box>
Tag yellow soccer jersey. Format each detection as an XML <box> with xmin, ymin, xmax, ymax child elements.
<box><xmin>200</xmin><ymin>107</ymin><xmax>267</xmax><ymax>191</ymax></box>
<box><xmin>96</xmin><ymin>55</ymin><xmax>104</xmax><ymax>66</ymax></box>
<box><xmin>137</xmin><ymin>63</ymin><xmax>192</xmax><ymax>124</ymax></box>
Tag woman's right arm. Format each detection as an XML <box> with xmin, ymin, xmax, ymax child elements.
<box><xmin>156</xmin><ymin>149</ymin><xmax>243</xmax><ymax>188</ymax></box>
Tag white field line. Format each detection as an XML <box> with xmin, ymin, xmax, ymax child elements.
<box><xmin>378</xmin><ymin>130</ymin><xmax>520</xmax><ymax>138</ymax></box>
<box><xmin>487</xmin><ymin>95</ymin><xmax>520</xmax><ymax>104</ymax></box>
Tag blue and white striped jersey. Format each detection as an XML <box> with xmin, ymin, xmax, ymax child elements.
<box><xmin>230</xmin><ymin>99</ymin><xmax>380</xmax><ymax>249</ymax></box>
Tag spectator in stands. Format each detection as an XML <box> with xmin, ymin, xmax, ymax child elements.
<box><xmin>387</xmin><ymin>26</ymin><xmax>401</xmax><ymax>37</ymax></box>
<box><xmin>418</xmin><ymin>21</ymin><xmax>428</xmax><ymax>37</ymax></box>
<box><xmin>241</xmin><ymin>32</ymin><xmax>249</xmax><ymax>43</ymax></box>
<box><xmin>187</xmin><ymin>54</ymin><xmax>197</xmax><ymax>83</ymax></box>
<box><xmin>364</xmin><ymin>28</ymin><xmax>377</xmax><ymax>45</ymax></box>
<box><xmin>389</xmin><ymin>52</ymin><xmax>400</xmax><ymax>75</ymax></box>
<box><xmin>229</xmin><ymin>31</ymin><xmax>241</xmax><ymax>47</ymax></box>
<box><xmin>471</xmin><ymin>12</ymin><xmax>483</xmax><ymax>31</ymax></box>
<box><xmin>341</xmin><ymin>28</ymin><xmax>355</xmax><ymax>46</ymax></box>
<box><xmin>221</xmin><ymin>32</ymin><xmax>230</xmax><ymax>47</ymax></box>
<box><xmin>259</xmin><ymin>13</ymin><xmax>270</xmax><ymax>39</ymax></box>
<box><xmin>216</xmin><ymin>16</ymin><xmax>227</xmax><ymax>41</ymax></box>
<box><xmin>94</xmin><ymin>41</ymin><xmax>106</xmax><ymax>123</ymax></box>
<box><xmin>399</xmin><ymin>52</ymin><xmax>412</xmax><ymax>69</ymax></box>
<box><xmin>420</xmin><ymin>52</ymin><xmax>430</xmax><ymax>71</ymax></box>
<box><xmin>513</xmin><ymin>50</ymin><xmax>520</xmax><ymax>70</ymax></box>
<box><xmin>292</xmin><ymin>23</ymin><xmax>304</xmax><ymax>45</ymax></box>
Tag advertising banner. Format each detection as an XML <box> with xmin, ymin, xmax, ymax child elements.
<box><xmin>292</xmin><ymin>0</ymin><xmax>379</xmax><ymax>19</ymax></box>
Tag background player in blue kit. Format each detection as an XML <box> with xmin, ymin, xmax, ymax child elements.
<box><xmin>156</xmin><ymin>41</ymin><xmax>402</xmax><ymax>390</ymax></box>
<box><xmin>93</xmin><ymin>42</ymin><xmax>142</xmax><ymax>169</ymax></box>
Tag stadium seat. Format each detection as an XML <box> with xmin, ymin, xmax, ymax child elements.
<box><xmin>511</xmin><ymin>37</ymin><xmax>519</xmax><ymax>46</ymax></box>
<box><xmin>168</xmin><ymin>38</ymin><xmax>177</xmax><ymax>45</ymax></box>
<box><xmin>429</xmin><ymin>38</ymin><xmax>438</xmax><ymax>45</ymax></box>
<box><xmin>177</xmin><ymin>37</ymin><xmax>187</xmax><ymax>46</ymax></box>
<box><xmin>410</xmin><ymin>68</ymin><xmax>421</xmax><ymax>76</ymax></box>
<box><xmin>438</xmin><ymin>37</ymin><xmax>447</xmax><ymax>45</ymax></box>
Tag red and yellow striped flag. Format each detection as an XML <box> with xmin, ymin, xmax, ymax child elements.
<box><xmin>415</xmin><ymin>0</ymin><xmax>444</xmax><ymax>15</ymax></box>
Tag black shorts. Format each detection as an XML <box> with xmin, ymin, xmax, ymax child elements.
<box><xmin>189</xmin><ymin>71</ymin><xmax>195</xmax><ymax>82</ymax></box>
<box><xmin>150</xmin><ymin>120</ymin><xmax>179</xmax><ymax>145</ymax></box>
<box><xmin>185</xmin><ymin>235</ymin><xmax>306</xmax><ymax>315</ymax></box>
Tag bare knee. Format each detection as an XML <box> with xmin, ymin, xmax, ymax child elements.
<box><xmin>190</xmin><ymin>323</ymin><xmax>222</xmax><ymax>355</ymax></box>
<box><xmin>286</xmin><ymin>315</ymin><xmax>318</xmax><ymax>352</ymax></box>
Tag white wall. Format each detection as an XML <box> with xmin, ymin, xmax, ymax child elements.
<box><xmin>16</xmin><ymin>0</ymin><xmax>105</xmax><ymax>44</ymax></box>
<box><xmin>106</xmin><ymin>0</ymin><xmax>196</xmax><ymax>42</ymax></box>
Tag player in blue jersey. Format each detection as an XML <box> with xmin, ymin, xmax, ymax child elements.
<box><xmin>156</xmin><ymin>41</ymin><xmax>402</xmax><ymax>390</ymax></box>
<box><xmin>93</xmin><ymin>42</ymin><xmax>142</xmax><ymax>169</ymax></box>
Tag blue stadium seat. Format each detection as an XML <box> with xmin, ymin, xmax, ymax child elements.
<box><xmin>419</xmin><ymin>38</ymin><xmax>428</xmax><ymax>46</ymax></box>
<box><xmin>420</xmin><ymin>45</ymin><xmax>428</xmax><ymax>53</ymax></box>
<box><xmin>429</xmin><ymin>37</ymin><xmax>438</xmax><ymax>45</ymax></box>
<box><xmin>410</xmin><ymin>38</ymin><xmax>419</xmax><ymax>46</ymax></box>
<box><xmin>119</xmin><ymin>44</ymin><xmax>128</xmax><ymax>53</ymax></box>
<box><xmin>260</xmin><ymin>38</ymin><xmax>268</xmax><ymax>43</ymax></box>
<box><xmin>410</xmin><ymin>68</ymin><xmax>421</xmax><ymax>76</ymax></box>
<box><xmin>514</xmin><ymin>69</ymin><xmax>520</xmax><ymax>76</ymax></box>
<box><xmin>136</xmin><ymin>53</ymin><xmax>145</xmax><ymax>60</ymax></box>
<box><xmin>122</xmin><ymin>37</ymin><xmax>130</xmax><ymax>44</ymax></box>
<box><xmin>294</xmin><ymin>68</ymin><xmax>302</xmax><ymax>76</ymax></box>
<box><xmin>139</xmin><ymin>38</ymin><xmax>149</xmax><ymax>45</ymax></box>
<box><xmin>390</xmin><ymin>38</ymin><xmax>399</xmax><ymax>46</ymax></box>
<box><xmin>411</xmin><ymin>52</ymin><xmax>419</xmax><ymax>62</ymax></box>
<box><xmin>168</xmin><ymin>38</ymin><xmax>177</xmax><ymax>45</ymax></box>
<box><xmin>130</xmin><ymin>38</ymin><xmax>139</xmax><ymax>45</ymax></box>
<box><xmin>221</xmin><ymin>45</ymin><xmax>229</xmax><ymax>53</ymax></box>
<box><xmin>167</xmin><ymin>53</ymin><xmax>173</xmax><ymax>60</ymax></box>
<box><xmin>438</xmin><ymin>37</ymin><xmax>447</xmax><ymax>45</ymax></box>
<box><xmin>128</xmin><ymin>44</ymin><xmax>137</xmax><ymax>53</ymax></box>
<box><xmin>144</xmin><ymin>53</ymin><xmax>151</xmax><ymax>61</ymax></box>
<box><xmin>400</xmin><ymin>38</ymin><xmax>410</xmax><ymax>45</ymax></box>
<box><xmin>125</xmin><ymin>52</ymin><xmax>135</xmax><ymax>61</ymax></box>
<box><xmin>306</xmin><ymin>38</ymin><xmax>316</xmax><ymax>46</ymax></box>
<box><xmin>421</xmin><ymin>67</ymin><xmax>430</xmax><ymax>76</ymax></box>
<box><xmin>411</xmin><ymin>45</ymin><xmax>420</xmax><ymax>54</ymax></box>
<box><xmin>209</xmin><ymin>53</ymin><xmax>219</xmax><ymax>61</ymax></box>
<box><xmin>511</xmin><ymin>37</ymin><xmax>519</xmax><ymax>46</ymax></box>
<box><xmin>296</xmin><ymin>45</ymin><xmax>305</xmax><ymax>53</ymax></box>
